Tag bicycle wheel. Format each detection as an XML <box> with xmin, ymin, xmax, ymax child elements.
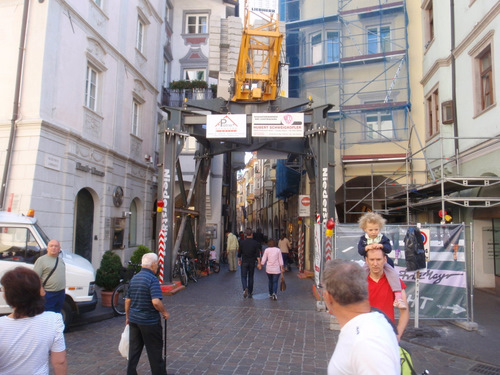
<box><xmin>188</xmin><ymin>260</ymin><xmax>198</xmax><ymax>282</ymax></box>
<box><xmin>172</xmin><ymin>259</ymin><xmax>180</xmax><ymax>278</ymax></box>
<box><xmin>211</xmin><ymin>261</ymin><xmax>220</xmax><ymax>273</ymax></box>
<box><xmin>112</xmin><ymin>282</ymin><xmax>128</xmax><ymax>316</ymax></box>
<box><xmin>179</xmin><ymin>264</ymin><xmax>188</xmax><ymax>286</ymax></box>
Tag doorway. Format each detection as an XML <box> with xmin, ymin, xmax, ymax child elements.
<box><xmin>75</xmin><ymin>189</ymin><xmax>94</xmax><ymax>262</ymax></box>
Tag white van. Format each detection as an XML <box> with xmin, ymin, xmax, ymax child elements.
<box><xmin>0</xmin><ymin>211</ymin><xmax>97</xmax><ymax>326</ymax></box>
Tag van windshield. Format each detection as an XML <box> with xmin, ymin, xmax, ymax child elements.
<box><xmin>34</xmin><ymin>222</ymin><xmax>51</xmax><ymax>247</ymax></box>
<box><xmin>0</xmin><ymin>227</ymin><xmax>42</xmax><ymax>264</ymax></box>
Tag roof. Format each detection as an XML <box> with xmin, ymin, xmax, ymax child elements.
<box><xmin>0</xmin><ymin>211</ymin><xmax>37</xmax><ymax>225</ymax></box>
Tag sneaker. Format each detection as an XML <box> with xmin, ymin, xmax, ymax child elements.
<box><xmin>272</xmin><ymin>293</ymin><xmax>277</xmax><ymax>301</ymax></box>
<box><xmin>243</xmin><ymin>288</ymin><xmax>248</xmax><ymax>298</ymax></box>
<box><xmin>248</xmin><ymin>293</ymin><xmax>253</xmax><ymax>299</ymax></box>
<box><xmin>269</xmin><ymin>294</ymin><xmax>273</xmax><ymax>299</ymax></box>
<box><xmin>394</xmin><ymin>299</ymin><xmax>407</xmax><ymax>310</ymax></box>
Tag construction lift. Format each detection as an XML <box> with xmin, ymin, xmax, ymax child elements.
<box><xmin>158</xmin><ymin>0</ymin><xmax>335</xmax><ymax>284</ymax></box>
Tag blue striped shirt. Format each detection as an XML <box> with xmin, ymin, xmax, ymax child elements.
<box><xmin>126</xmin><ymin>268</ymin><xmax>163</xmax><ymax>325</ymax></box>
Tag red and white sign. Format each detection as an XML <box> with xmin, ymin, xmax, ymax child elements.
<box><xmin>207</xmin><ymin>114</ymin><xmax>247</xmax><ymax>138</ymax></box>
<box><xmin>252</xmin><ymin>113</ymin><xmax>304</xmax><ymax>137</ymax></box>
<box><xmin>420</xmin><ymin>228</ymin><xmax>430</xmax><ymax>261</ymax></box>
<box><xmin>298</xmin><ymin>194</ymin><xmax>310</xmax><ymax>217</ymax></box>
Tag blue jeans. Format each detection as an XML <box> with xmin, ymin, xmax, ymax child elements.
<box><xmin>44</xmin><ymin>290</ymin><xmax>65</xmax><ymax>313</ymax></box>
<box><xmin>240</xmin><ymin>262</ymin><xmax>255</xmax><ymax>293</ymax></box>
<box><xmin>282</xmin><ymin>252</ymin><xmax>289</xmax><ymax>270</ymax></box>
<box><xmin>267</xmin><ymin>273</ymin><xmax>280</xmax><ymax>295</ymax></box>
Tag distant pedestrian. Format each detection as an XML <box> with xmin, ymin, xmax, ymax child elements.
<box><xmin>33</xmin><ymin>239</ymin><xmax>66</xmax><ymax>313</ymax></box>
<box><xmin>278</xmin><ymin>233</ymin><xmax>291</xmax><ymax>271</ymax></box>
<box><xmin>258</xmin><ymin>239</ymin><xmax>284</xmax><ymax>300</ymax></box>
<box><xmin>225</xmin><ymin>230</ymin><xmax>239</xmax><ymax>272</ymax></box>
<box><xmin>322</xmin><ymin>259</ymin><xmax>400</xmax><ymax>374</ymax></box>
<box><xmin>125</xmin><ymin>253</ymin><xmax>169</xmax><ymax>375</ymax></box>
<box><xmin>237</xmin><ymin>228</ymin><xmax>261</xmax><ymax>298</ymax></box>
<box><xmin>0</xmin><ymin>267</ymin><xmax>67</xmax><ymax>375</ymax></box>
<box><xmin>358</xmin><ymin>212</ymin><xmax>407</xmax><ymax>309</ymax></box>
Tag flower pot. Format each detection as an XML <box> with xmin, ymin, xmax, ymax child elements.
<box><xmin>100</xmin><ymin>290</ymin><xmax>117</xmax><ymax>307</ymax></box>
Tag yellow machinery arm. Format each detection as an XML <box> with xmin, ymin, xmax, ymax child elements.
<box><xmin>231</xmin><ymin>0</ymin><xmax>283</xmax><ymax>101</ymax></box>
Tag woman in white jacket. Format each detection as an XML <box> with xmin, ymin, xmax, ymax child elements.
<box><xmin>259</xmin><ymin>239</ymin><xmax>284</xmax><ymax>300</ymax></box>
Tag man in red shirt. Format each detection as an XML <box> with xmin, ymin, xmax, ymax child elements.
<box><xmin>366</xmin><ymin>248</ymin><xmax>410</xmax><ymax>341</ymax></box>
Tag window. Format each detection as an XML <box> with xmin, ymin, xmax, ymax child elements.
<box><xmin>426</xmin><ymin>88</ymin><xmax>439</xmax><ymax>138</ymax></box>
<box><xmin>186</xmin><ymin>14</ymin><xmax>207</xmax><ymax>34</ymax></box>
<box><xmin>84</xmin><ymin>65</ymin><xmax>98</xmax><ymax>111</ymax></box>
<box><xmin>0</xmin><ymin>227</ymin><xmax>41</xmax><ymax>264</ymax></box>
<box><xmin>423</xmin><ymin>0</ymin><xmax>434</xmax><ymax>48</ymax></box>
<box><xmin>366</xmin><ymin>112</ymin><xmax>393</xmax><ymax>140</ymax></box>
<box><xmin>136</xmin><ymin>18</ymin><xmax>145</xmax><ymax>53</ymax></box>
<box><xmin>311</xmin><ymin>32</ymin><xmax>322</xmax><ymax>65</ymax></box>
<box><xmin>479</xmin><ymin>47</ymin><xmax>493</xmax><ymax>110</ymax></box>
<box><xmin>368</xmin><ymin>26</ymin><xmax>390</xmax><ymax>54</ymax></box>
<box><xmin>184</xmin><ymin>69</ymin><xmax>205</xmax><ymax>81</ymax></box>
<box><xmin>132</xmin><ymin>101</ymin><xmax>140</xmax><ymax>136</ymax></box>
<box><xmin>326</xmin><ymin>31</ymin><xmax>340</xmax><ymax>63</ymax></box>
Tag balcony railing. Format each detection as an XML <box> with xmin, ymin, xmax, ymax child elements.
<box><xmin>162</xmin><ymin>88</ymin><xmax>215</xmax><ymax>107</ymax></box>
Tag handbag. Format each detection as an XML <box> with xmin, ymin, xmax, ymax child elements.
<box><xmin>280</xmin><ymin>273</ymin><xmax>286</xmax><ymax>292</ymax></box>
<box><xmin>118</xmin><ymin>324</ymin><xmax>129</xmax><ymax>359</ymax></box>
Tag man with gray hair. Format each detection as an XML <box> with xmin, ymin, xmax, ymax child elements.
<box><xmin>125</xmin><ymin>252</ymin><xmax>169</xmax><ymax>375</ymax></box>
<box><xmin>322</xmin><ymin>259</ymin><xmax>400</xmax><ymax>375</ymax></box>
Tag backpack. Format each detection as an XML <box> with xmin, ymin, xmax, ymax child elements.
<box><xmin>400</xmin><ymin>344</ymin><xmax>417</xmax><ymax>375</ymax></box>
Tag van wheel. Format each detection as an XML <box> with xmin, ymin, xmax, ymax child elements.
<box><xmin>61</xmin><ymin>300</ymin><xmax>73</xmax><ymax>330</ymax></box>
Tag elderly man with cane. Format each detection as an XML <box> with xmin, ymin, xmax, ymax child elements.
<box><xmin>125</xmin><ymin>253</ymin><xmax>170</xmax><ymax>375</ymax></box>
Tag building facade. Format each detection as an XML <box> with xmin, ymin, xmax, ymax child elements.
<box><xmin>0</xmin><ymin>0</ymin><xmax>165</xmax><ymax>269</ymax></box>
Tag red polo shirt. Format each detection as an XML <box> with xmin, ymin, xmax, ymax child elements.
<box><xmin>368</xmin><ymin>273</ymin><xmax>406</xmax><ymax>322</ymax></box>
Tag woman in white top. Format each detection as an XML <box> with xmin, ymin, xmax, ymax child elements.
<box><xmin>0</xmin><ymin>267</ymin><xmax>67</xmax><ymax>375</ymax></box>
<box><xmin>259</xmin><ymin>239</ymin><xmax>284</xmax><ymax>300</ymax></box>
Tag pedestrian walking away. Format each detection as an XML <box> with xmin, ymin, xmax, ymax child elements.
<box><xmin>258</xmin><ymin>239</ymin><xmax>284</xmax><ymax>300</ymax></box>
<box><xmin>0</xmin><ymin>267</ymin><xmax>67</xmax><ymax>375</ymax></box>
<box><xmin>322</xmin><ymin>259</ymin><xmax>400</xmax><ymax>375</ymax></box>
<box><xmin>238</xmin><ymin>228</ymin><xmax>261</xmax><ymax>298</ymax></box>
<box><xmin>278</xmin><ymin>233</ymin><xmax>291</xmax><ymax>271</ymax></box>
<box><xmin>125</xmin><ymin>253</ymin><xmax>170</xmax><ymax>375</ymax></box>
<box><xmin>358</xmin><ymin>212</ymin><xmax>407</xmax><ymax>309</ymax></box>
<box><xmin>225</xmin><ymin>230</ymin><xmax>239</xmax><ymax>272</ymax></box>
<box><xmin>33</xmin><ymin>239</ymin><xmax>66</xmax><ymax>313</ymax></box>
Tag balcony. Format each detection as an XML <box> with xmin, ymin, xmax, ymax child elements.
<box><xmin>162</xmin><ymin>87</ymin><xmax>215</xmax><ymax>107</ymax></box>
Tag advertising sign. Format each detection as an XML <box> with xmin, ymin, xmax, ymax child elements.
<box><xmin>206</xmin><ymin>114</ymin><xmax>247</xmax><ymax>138</ymax></box>
<box><xmin>248</xmin><ymin>0</ymin><xmax>278</xmax><ymax>13</ymax></box>
<box><xmin>298</xmin><ymin>195</ymin><xmax>310</xmax><ymax>217</ymax></box>
<box><xmin>252</xmin><ymin>113</ymin><xmax>304</xmax><ymax>137</ymax></box>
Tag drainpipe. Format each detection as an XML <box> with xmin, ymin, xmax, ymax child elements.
<box><xmin>0</xmin><ymin>0</ymin><xmax>30</xmax><ymax>210</ymax></box>
<box><xmin>450</xmin><ymin>0</ymin><xmax>460</xmax><ymax>171</ymax></box>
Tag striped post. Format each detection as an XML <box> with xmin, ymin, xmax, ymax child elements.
<box><xmin>325</xmin><ymin>235</ymin><xmax>333</xmax><ymax>263</ymax></box>
<box><xmin>298</xmin><ymin>223</ymin><xmax>305</xmax><ymax>273</ymax></box>
<box><xmin>158</xmin><ymin>229</ymin><xmax>165</xmax><ymax>283</ymax></box>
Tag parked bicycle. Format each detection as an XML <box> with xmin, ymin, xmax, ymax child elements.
<box><xmin>194</xmin><ymin>248</ymin><xmax>210</xmax><ymax>278</ymax></box>
<box><xmin>111</xmin><ymin>261</ymin><xmax>140</xmax><ymax>316</ymax></box>
<box><xmin>172</xmin><ymin>251</ymin><xmax>197</xmax><ymax>286</ymax></box>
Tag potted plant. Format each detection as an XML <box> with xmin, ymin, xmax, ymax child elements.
<box><xmin>129</xmin><ymin>245</ymin><xmax>151</xmax><ymax>273</ymax></box>
<box><xmin>95</xmin><ymin>250</ymin><xmax>123</xmax><ymax>307</ymax></box>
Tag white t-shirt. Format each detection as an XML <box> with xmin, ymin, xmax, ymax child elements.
<box><xmin>328</xmin><ymin>311</ymin><xmax>400</xmax><ymax>375</ymax></box>
<box><xmin>0</xmin><ymin>311</ymin><xmax>66</xmax><ymax>375</ymax></box>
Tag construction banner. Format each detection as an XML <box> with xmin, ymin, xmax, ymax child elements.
<box><xmin>334</xmin><ymin>224</ymin><xmax>468</xmax><ymax>320</ymax></box>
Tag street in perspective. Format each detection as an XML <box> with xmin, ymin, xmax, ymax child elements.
<box><xmin>67</xmin><ymin>263</ymin><xmax>500</xmax><ymax>375</ymax></box>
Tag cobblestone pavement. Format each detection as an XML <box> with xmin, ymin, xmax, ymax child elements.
<box><xmin>67</xmin><ymin>264</ymin><xmax>500</xmax><ymax>375</ymax></box>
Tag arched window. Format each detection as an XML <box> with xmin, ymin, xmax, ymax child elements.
<box><xmin>129</xmin><ymin>200</ymin><xmax>138</xmax><ymax>246</ymax></box>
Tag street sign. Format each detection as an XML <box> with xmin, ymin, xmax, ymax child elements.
<box><xmin>206</xmin><ymin>114</ymin><xmax>247</xmax><ymax>138</ymax></box>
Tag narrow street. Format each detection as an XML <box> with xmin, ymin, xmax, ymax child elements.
<box><xmin>66</xmin><ymin>264</ymin><xmax>334</xmax><ymax>374</ymax></box>
<box><xmin>66</xmin><ymin>263</ymin><xmax>500</xmax><ymax>375</ymax></box>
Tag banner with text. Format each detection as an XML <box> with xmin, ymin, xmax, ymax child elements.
<box><xmin>333</xmin><ymin>224</ymin><xmax>468</xmax><ymax>320</ymax></box>
<box><xmin>206</xmin><ymin>114</ymin><xmax>247</xmax><ymax>138</ymax></box>
<box><xmin>252</xmin><ymin>113</ymin><xmax>304</xmax><ymax>137</ymax></box>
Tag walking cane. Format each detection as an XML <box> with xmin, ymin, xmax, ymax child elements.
<box><xmin>163</xmin><ymin>319</ymin><xmax>167</xmax><ymax>375</ymax></box>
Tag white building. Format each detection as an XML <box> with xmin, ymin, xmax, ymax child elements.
<box><xmin>0</xmin><ymin>0</ymin><xmax>165</xmax><ymax>269</ymax></box>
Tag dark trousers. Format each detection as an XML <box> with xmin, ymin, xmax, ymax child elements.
<box><xmin>240</xmin><ymin>262</ymin><xmax>255</xmax><ymax>293</ymax></box>
<box><xmin>267</xmin><ymin>273</ymin><xmax>280</xmax><ymax>295</ymax></box>
<box><xmin>44</xmin><ymin>290</ymin><xmax>65</xmax><ymax>313</ymax></box>
<box><xmin>127</xmin><ymin>322</ymin><xmax>165</xmax><ymax>375</ymax></box>
<box><xmin>282</xmin><ymin>252</ymin><xmax>289</xmax><ymax>270</ymax></box>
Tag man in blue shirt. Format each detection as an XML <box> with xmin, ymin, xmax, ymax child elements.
<box><xmin>125</xmin><ymin>253</ymin><xmax>169</xmax><ymax>375</ymax></box>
